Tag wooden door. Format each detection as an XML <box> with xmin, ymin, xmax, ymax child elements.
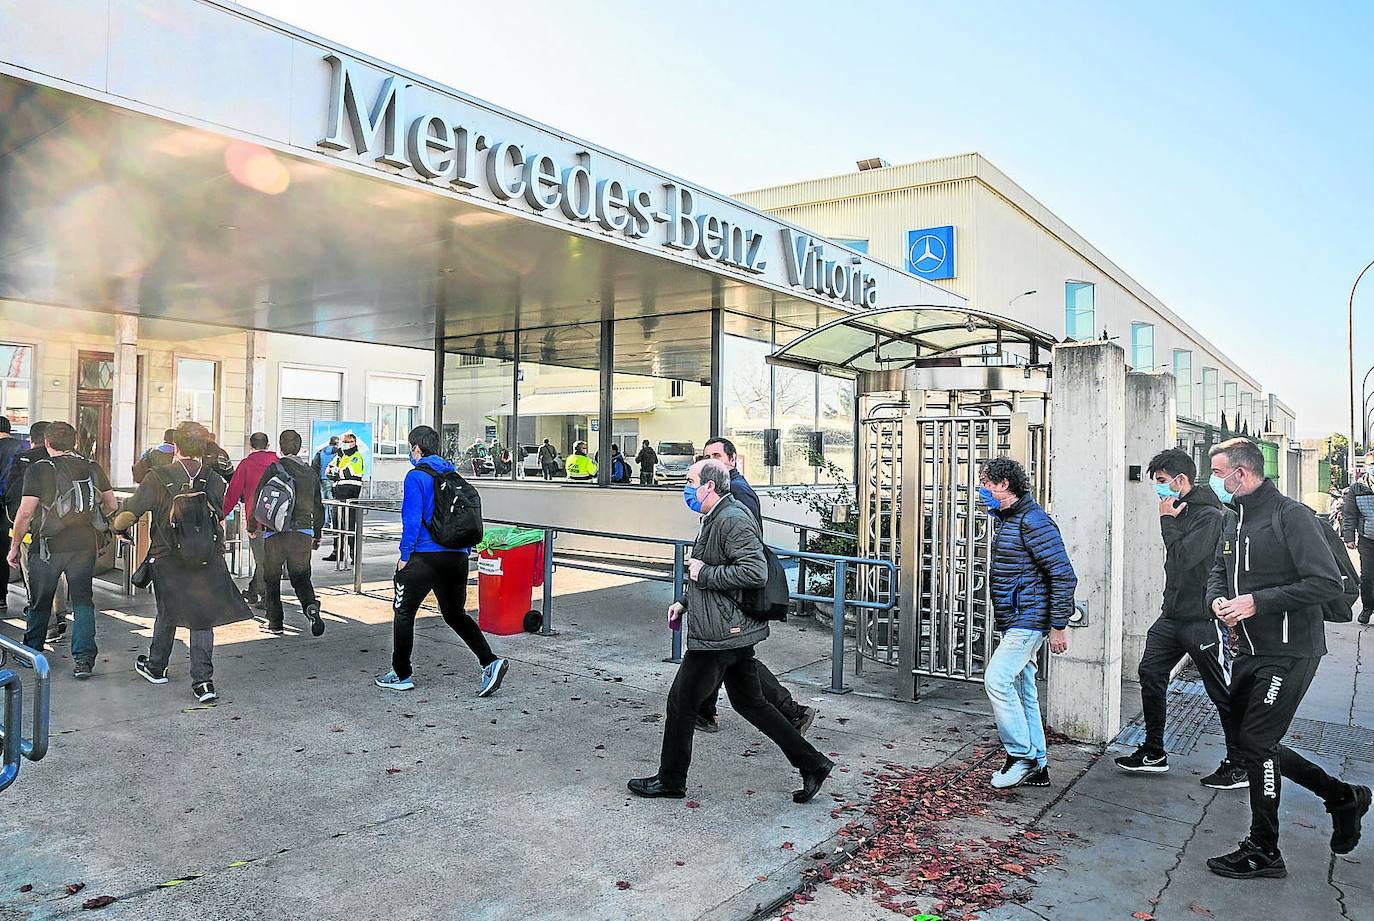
<box><xmin>76</xmin><ymin>351</ymin><xmax>114</xmax><ymax>472</ymax></box>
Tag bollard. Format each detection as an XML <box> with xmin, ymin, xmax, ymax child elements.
<box><xmin>352</xmin><ymin>502</ymin><xmax>365</xmax><ymax>595</ymax></box>
<box><xmin>539</xmin><ymin>529</ymin><xmax>556</xmax><ymax>636</ymax></box>
<box><xmin>0</xmin><ymin>670</ymin><xmax>22</xmax><ymax>793</ymax></box>
<box><xmin>668</xmin><ymin>543</ymin><xmax>684</xmax><ymax>664</ymax></box>
<box><xmin>828</xmin><ymin>559</ymin><xmax>851</xmax><ymax>693</ymax></box>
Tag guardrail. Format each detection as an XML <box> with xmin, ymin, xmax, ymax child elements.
<box><xmin>323</xmin><ymin>498</ymin><xmax>895</xmax><ymax>694</ymax></box>
<box><xmin>0</xmin><ymin>635</ymin><xmax>51</xmax><ymax>793</ymax></box>
<box><xmin>113</xmin><ymin>509</ymin><xmax>247</xmax><ymax>595</ymax></box>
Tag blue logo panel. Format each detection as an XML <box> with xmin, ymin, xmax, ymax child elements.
<box><xmin>905</xmin><ymin>225</ymin><xmax>956</xmax><ymax>280</ymax></box>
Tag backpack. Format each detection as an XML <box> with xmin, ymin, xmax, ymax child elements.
<box><xmin>253</xmin><ymin>462</ymin><xmax>297</xmax><ymax>533</ymax></box>
<box><xmin>153</xmin><ymin>464</ymin><xmax>221</xmax><ymax>565</ymax></box>
<box><xmin>35</xmin><ymin>457</ymin><xmax>101</xmax><ymax>538</ymax></box>
<box><xmin>738</xmin><ymin>544</ymin><xmax>791</xmax><ymax>622</ymax></box>
<box><xmin>1270</xmin><ymin>501</ymin><xmax>1359</xmax><ymax>623</ymax></box>
<box><xmin>419</xmin><ymin>467</ymin><xmax>483</xmax><ymax>549</ymax></box>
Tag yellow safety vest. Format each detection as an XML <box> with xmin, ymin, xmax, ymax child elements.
<box><xmin>329</xmin><ymin>451</ymin><xmax>366</xmax><ymax>482</ymax></box>
<box><xmin>565</xmin><ymin>454</ymin><xmax>597</xmax><ymax>479</ymax></box>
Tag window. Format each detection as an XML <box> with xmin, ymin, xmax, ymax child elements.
<box><xmin>1065</xmin><ymin>282</ymin><xmax>1095</xmax><ymax>340</ymax></box>
<box><xmin>835</xmin><ymin>238</ymin><xmax>869</xmax><ymax>254</ymax></box>
<box><xmin>1240</xmin><ymin>391</ymin><xmax>1254</xmax><ymax>434</ymax></box>
<box><xmin>670</xmin><ymin>380</ymin><xmax>685</xmax><ymax>399</ymax></box>
<box><xmin>280</xmin><ymin>366</ymin><xmax>343</xmax><ymax>434</ymax></box>
<box><xmin>0</xmin><ymin>343</ymin><xmax>34</xmax><ymax>428</ymax></box>
<box><xmin>175</xmin><ymin>358</ymin><xmax>218</xmax><ymax>427</ymax></box>
<box><xmin>1173</xmin><ymin>350</ymin><xmax>1193</xmax><ymax>418</ymax></box>
<box><xmin>1201</xmin><ymin>368</ymin><xmax>1219</xmax><ymax>425</ymax></box>
<box><xmin>1130</xmin><ymin>323</ymin><xmax>1154</xmax><ymax>370</ymax></box>
<box><xmin>369</xmin><ymin>375</ymin><xmax>423</xmax><ymax>456</ymax></box>
<box><xmin>1223</xmin><ymin>381</ymin><xmax>1239</xmax><ymax>427</ymax></box>
<box><xmin>459</xmin><ymin>354</ymin><xmax>484</xmax><ymax>367</ymax></box>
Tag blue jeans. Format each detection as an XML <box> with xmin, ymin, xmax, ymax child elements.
<box><xmin>985</xmin><ymin>628</ymin><xmax>1047</xmax><ymax>766</ymax></box>
<box><xmin>22</xmin><ymin>546</ymin><xmax>97</xmax><ymax>663</ymax></box>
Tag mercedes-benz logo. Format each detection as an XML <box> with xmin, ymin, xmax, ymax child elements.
<box><xmin>909</xmin><ymin>233</ymin><xmax>947</xmax><ymax>273</ymax></box>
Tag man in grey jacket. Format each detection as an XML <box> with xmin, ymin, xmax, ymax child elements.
<box><xmin>628</xmin><ymin>460</ymin><xmax>833</xmax><ymax>803</ymax></box>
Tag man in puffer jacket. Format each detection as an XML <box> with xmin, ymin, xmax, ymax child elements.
<box><xmin>980</xmin><ymin>457</ymin><xmax>1077</xmax><ymax>791</ymax></box>
<box><xmin>628</xmin><ymin>459</ymin><xmax>833</xmax><ymax>804</ymax></box>
<box><xmin>1341</xmin><ymin>448</ymin><xmax>1374</xmax><ymax>624</ymax></box>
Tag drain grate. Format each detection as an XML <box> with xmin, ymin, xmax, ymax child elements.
<box><xmin>1115</xmin><ymin>677</ymin><xmax>1216</xmax><ymax>755</ymax></box>
<box><xmin>1210</xmin><ymin>717</ymin><xmax>1374</xmax><ymax>763</ymax></box>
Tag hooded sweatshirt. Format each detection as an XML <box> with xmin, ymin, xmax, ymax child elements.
<box><xmin>400</xmin><ymin>453</ymin><xmax>469</xmax><ymax>560</ymax></box>
<box><xmin>1158</xmin><ymin>483</ymin><xmax>1225</xmax><ymax>622</ymax></box>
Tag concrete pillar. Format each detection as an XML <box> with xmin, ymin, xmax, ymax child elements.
<box><xmin>110</xmin><ymin>316</ymin><xmax>138</xmax><ymax>488</ymax></box>
<box><xmin>1047</xmin><ymin>341</ymin><xmax>1126</xmax><ymax>743</ymax></box>
<box><xmin>244</xmin><ymin>331</ymin><xmax>269</xmax><ymax>454</ymax></box>
<box><xmin>1121</xmin><ymin>372</ymin><xmax>1177</xmax><ymax>678</ymax></box>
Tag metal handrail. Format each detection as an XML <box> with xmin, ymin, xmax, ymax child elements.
<box><xmin>0</xmin><ymin>635</ymin><xmax>51</xmax><ymax>792</ymax></box>
<box><xmin>326</xmin><ymin>497</ymin><xmax>894</xmax><ymax>692</ymax></box>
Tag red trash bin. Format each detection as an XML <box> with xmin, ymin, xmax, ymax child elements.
<box><xmin>477</xmin><ymin>539</ymin><xmax>545</xmax><ymax>635</ymax></box>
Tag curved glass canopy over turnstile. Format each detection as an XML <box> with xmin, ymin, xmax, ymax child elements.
<box><xmin>770</xmin><ymin>306</ymin><xmax>1060</xmax><ymax>698</ymax></box>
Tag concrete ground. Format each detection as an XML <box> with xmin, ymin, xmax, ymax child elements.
<box><xmin>3</xmin><ymin>550</ymin><xmax>1373</xmax><ymax>921</ymax></box>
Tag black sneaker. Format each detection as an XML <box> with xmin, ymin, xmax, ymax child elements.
<box><xmin>72</xmin><ymin>660</ymin><xmax>94</xmax><ymax>680</ymax></box>
<box><xmin>322</xmin><ymin>553</ymin><xmax>338</xmax><ymax>562</ymax></box>
<box><xmin>1328</xmin><ymin>784</ymin><xmax>1372</xmax><ymax>855</ymax></box>
<box><xmin>1361</xmin><ymin>609</ymin><xmax>1373</xmax><ymax>626</ymax></box>
<box><xmin>259</xmin><ymin>623</ymin><xmax>285</xmax><ymax>636</ymax></box>
<box><xmin>793</xmin><ymin>706</ymin><xmax>817</xmax><ymax>736</ymax></box>
<box><xmin>192</xmin><ymin>681</ymin><xmax>218</xmax><ymax>703</ymax></box>
<box><xmin>1115</xmin><ymin>746</ymin><xmax>1169</xmax><ymax>774</ymax></box>
<box><xmin>134</xmin><ymin>655</ymin><xmax>168</xmax><ymax>684</ymax></box>
<box><xmin>1024</xmin><ymin>765</ymin><xmax>1051</xmax><ymax>787</ymax></box>
<box><xmin>240</xmin><ymin>590</ymin><xmax>260</xmax><ymax>605</ymax></box>
<box><xmin>304</xmin><ymin>601</ymin><xmax>325</xmax><ymax>637</ymax></box>
<box><xmin>1200</xmin><ymin>760</ymin><xmax>1250</xmax><ymax>790</ymax></box>
<box><xmin>694</xmin><ymin>714</ymin><xmax>721</xmax><ymax>733</ymax></box>
<box><xmin>46</xmin><ymin>617</ymin><xmax>68</xmax><ymax>644</ymax></box>
<box><xmin>1206</xmin><ymin>838</ymin><xmax>1286</xmax><ymax>879</ymax></box>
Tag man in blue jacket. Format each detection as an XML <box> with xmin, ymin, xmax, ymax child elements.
<box><xmin>980</xmin><ymin>457</ymin><xmax>1077</xmax><ymax>790</ymax></box>
<box><xmin>374</xmin><ymin>425</ymin><xmax>509</xmax><ymax>696</ymax></box>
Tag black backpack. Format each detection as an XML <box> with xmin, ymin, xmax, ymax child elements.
<box><xmin>153</xmin><ymin>464</ymin><xmax>221</xmax><ymax>565</ymax></box>
<box><xmin>0</xmin><ymin>440</ymin><xmax>20</xmax><ymax>505</ymax></box>
<box><xmin>420</xmin><ymin>467</ymin><xmax>483</xmax><ymax>549</ymax></box>
<box><xmin>253</xmin><ymin>463</ymin><xmax>297</xmax><ymax>533</ymax></box>
<box><xmin>1270</xmin><ymin>502</ymin><xmax>1360</xmax><ymax>623</ymax></box>
<box><xmin>35</xmin><ymin>456</ymin><xmax>102</xmax><ymax>538</ymax></box>
<box><xmin>739</xmin><ymin>544</ymin><xmax>791</xmax><ymax>622</ymax></box>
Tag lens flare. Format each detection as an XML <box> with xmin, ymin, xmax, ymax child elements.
<box><xmin>225</xmin><ymin>141</ymin><xmax>289</xmax><ymax>195</ymax></box>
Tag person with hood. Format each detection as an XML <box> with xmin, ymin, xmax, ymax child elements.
<box><xmin>537</xmin><ymin>438</ymin><xmax>558</xmax><ymax>480</ymax></box>
<box><xmin>255</xmin><ymin>429</ymin><xmax>326</xmax><ymax>638</ymax></box>
<box><xmin>1203</xmin><ymin>438</ymin><xmax>1368</xmax><ymax>880</ymax></box>
<box><xmin>627</xmin><ymin>459</ymin><xmax>832</xmax><ymax>803</ymax></box>
<box><xmin>610</xmin><ymin>443</ymin><xmax>630</xmax><ymax>484</ymax></box>
<box><xmin>374</xmin><ymin>425</ymin><xmax>509</xmax><ymax>696</ymax></box>
<box><xmin>1116</xmin><ymin>448</ymin><xmax>1245</xmax><ymax>789</ymax></box>
<box><xmin>1341</xmin><ymin>448</ymin><xmax>1374</xmax><ymax>624</ymax></box>
<box><xmin>635</xmin><ymin>439</ymin><xmax>658</xmax><ymax>486</ymax></box>
<box><xmin>980</xmin><ymin>456</ymin><xmax>1076</xmax><ymax>791</ymax></box>
<box><xmin>222</xmin><ymin>432</ymin><xmax>278</xmax><ymax>605</ymax></box>
<box><xmin>324</xmin><ymin>430</ymin><xmax>365</xmax><ymax>562</ymax></box>
<box><xmin>132</xmin><ymin>429</ymin><xmax>177</xmax><ymax>484</ymax></box>
<box><xmin>566</xmin><ymin>441</ymin><xmax>597</xmax><ymax>482</ymax></box>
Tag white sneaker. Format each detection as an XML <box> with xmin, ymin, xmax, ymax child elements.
<box><xmin>478</xmin><ymin>659</ymin><xmax>509</xmax><ymax>698</ymax></box>
<box><xmin>992</xmin><ymin>757</ymin><xmax>1038</xmax><ymax>789</ymax></box>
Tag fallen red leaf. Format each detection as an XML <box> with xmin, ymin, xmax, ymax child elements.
<box><xmin>81</xmin><ymin>896</ymin><xmax>117</xmax><ymax>910</ymax></box>
<box><xmin>782</xmin><ymin>842</ymin><xmax>794</xmax><ymax>850</ymax></box>
<box><xmin>66</xmin><ymin>883</ymin><xmax>86</xmax><ymax>896</ymax></box>
<box><xmin>18</xmin><ymin>884</ymin><xmax>32</xmax><ymax>893</ymax></box>
<box><xmin>685</xmin><ymin>801</ymin><xmax>700</xmax><ymax>809</ymax></box>
<box><xmin>1189</xmin><ymin>905</ymin><xmax>1214</xmax><ymax>918</ymax></box>
<box><xmin>615</xmin><ymin>880</ymin><xmax>631</xmax><ymax>890</ymax></box>
<box><xmin>385</xmin><ymin>768</ymin><xmax>402</xmax><ymax>775</ymax></box>
<box><xmin>1132</xmin><ymin>913</ymin><xmax>1154</xmax><ymax>920</ymax></box>
<box><xmin>756</xmin><ymin>875</ymin><xmax>768</xmax><ymax>882</ymax></box>
<box><xmin>674</xmin><ymin>860</ymin><xmax>685</xmax><ymax>867</ymax></box>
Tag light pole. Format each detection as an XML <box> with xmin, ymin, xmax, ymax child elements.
<box><xmin>1008</xmin><ymin>290</ymin><xmax>1036</xmax><ymax>312</ymax></box>
<box><xmin>1348</xmin><ymin>260</ymin><xmax>1374</xmax><ymax>485</ymax></box>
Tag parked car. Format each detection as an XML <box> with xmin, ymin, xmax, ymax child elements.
<box><xmin>653</xmin><ymin>441</ymin><xmax>695</xmax><ymax>485</ymax></box>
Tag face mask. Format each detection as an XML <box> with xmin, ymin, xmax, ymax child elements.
<box><xmin>976</xmin><ymin>486</ymin><xmax>1001</xmax><ymax>512</ymax></box>
<box><xmin>1210</xmin><ymin>472</ymin><xmax>1235</xmax><ymax>504</ymax></box>
<box><xmin>683</xmin><ymin>483</ymin><xmax>704</xmax><ymax>513</ymax></box>
<box><xmin>1154</xmin><ymin>480</ymin><xmax>1180</xmax><ymax>500</ymax></box>
<box><xmin>409</xmin><ymin>451</ymin><xmax>422</xmax><ymax>467</ymax></box>
<box><xmin>343</xmin><ymin>444</ymin><xmax>357</xmax><ymax>454</ymax></box>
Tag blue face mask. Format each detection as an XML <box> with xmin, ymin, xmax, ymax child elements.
<box><xmin>1154</xmin><ymin>479</ymin><xmax>1180</xmax><ymax>500</ymax></box>
<box><xmin>977</xmin><ymin>486</ymin><xmax>1001</xmax><ymax>512</ymax></box>
<box><xmin>683</xmin><ymin>483</ymin><xmax>704</xmax><ymax>513</ymax></box>
<box><xmin>409</xmin><ymin>452</ymin><xmax>421</xmax><ymax>467</ymax></box>
<box><xmin>1209</xmin><ymin>472</ymin><xmax>1235</xmax><ymax>504</ymax></box>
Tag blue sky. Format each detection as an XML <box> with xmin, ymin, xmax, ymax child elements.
<box><xmin>247</xmin><ymin>0</ymin><xmax>1373</xmax><ymax>438</ymax></box>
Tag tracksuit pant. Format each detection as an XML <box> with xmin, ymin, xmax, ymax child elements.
<box><xmin>1231</xmin><ymin>654</ymin><xmax>1349</xmax><ymax>851</ymax></box>
<box><xmin>658</xmin><ymin>645</ymin><xmax>829</xmax><ymax>789</ymax></box>
<box><xmin>1137</xmin><ymin>617</ymin><xmax>1241</xmax><ymax>763</ymax></box>
<box><xmin>1358</xmin><ymin>538</ymin><xmax>1374</xmax><ymax>613</ymax></box>
<box><xmin>390</xmin><ymin>552</ymin><xmax>495</xmax><ymax>680</ymax></box>
<box><xmin>262</xmin><ymin>532</ymin><xmax>317</xmax><ymax>631</ymax></box>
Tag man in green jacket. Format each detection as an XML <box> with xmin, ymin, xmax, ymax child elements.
<box><xmin>628</xmin><ymin>460</ymin><xmax>833</xmax><ymax>803</ymax></box>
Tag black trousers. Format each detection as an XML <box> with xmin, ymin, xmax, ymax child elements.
<box><xmin>699</xmin><ymin>664</ymin><xmax>803</xmax><ymax>724</ymax></box>
<box><xmin>639</xmin><ymin>469</ymin><xmax>653</xmax><ymax>485</ymax></box>
<box><xmin>1358</xmin><ymin>539</ymin><xmax>1374</xmax><ymax>612</ymax></box>
<box><xmin>0</xmin><ymin>510</ymin><xmax>11</xmax><ymax>605</ymax></box>
<box><xmin>1137</xmin><ymin>617</ymin><xmax>1240</xmax><ymax>762</ymax></box>
<box><xmin>263</xmin><ymin>532</ymin><xmax>318</xmax><ymax>630</ymax></box>
<box><xmin>1231</xmin><ymin>654</ymin><xmax>1348</xmax><ymax>851</ymax></box>
<box><xmin>333</xmin><ymin>482</ymin><xmax>361</xmax><ymax>555</ymax></box>
<box><xmin>391</xmin><ymin>552</ymin><xmax>495</xmax><ymax>680</ymax></box>
<box><xmin>658</xmin><ymin>645</ymin><xmax>828</xmax><ymax>789</ymax></box>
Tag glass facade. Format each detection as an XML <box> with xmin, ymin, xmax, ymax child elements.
<box><xmin>0</xmin><ymin>343</ymin><xmax>34</xmax><ymax>428</ymax></box>
<box><xmin>1173</xmin><ymin>349</ymin><xmax>1193</xmax><ymax>419</ymax></box>
<box><xmin>1223</xmin><ymin>381</ymin><xmax>1239</xmax><ymax>427</ymax></box>
<box><xmin>1240</xmin><ymin>391</ymin><xmax>1254</xmax><ymax>434</ymax></box>
<box><xmin>1201</xmin><ymin>367</ymin><xmax>1219</xmax><ymax>424</ymax></box>
<box><xmin>1065</xmin><ymin>281</ymin><xmax>1095</xmax><ymax>340</ymax></box>
<box><xmin>1130</xmin><ymin>322</ymin><xmax>1154</xmax><ymax>370</ymax></box>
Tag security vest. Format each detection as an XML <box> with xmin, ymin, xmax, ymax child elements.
<box><xmin>330</xmin><ymin>450</ymin><xmax>366</xmax><ymax>483</ymax></box>
<box><xmin>565</xmin><ymin>453</ymin><xmax>597</xmax><ymax>480</ymax></box>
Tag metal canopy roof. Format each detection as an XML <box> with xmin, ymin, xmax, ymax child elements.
<box><xmin>767</xmin><ymin>305</ymin><xmax>1057</xmax><ymax>378</ymax></box>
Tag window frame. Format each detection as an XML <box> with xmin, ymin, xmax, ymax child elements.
<box><xmin>1064</xmin><ymin>281</ymin><xmax>1096</xmax><ymax>340</ymax></box>
<box><xmin>277</xmin><ymin>362</ymin><xmax>348</xmax><ymax>437</ymax></box>
<box><xmin>366</xmin><ymin>372</ymin><xmax>426</xmax><ymax>457</ymax></box>
<box><xmin>1172</xmin><ymin>349</ymin><xmax>1193</xmax><ymax>419</ymax></box>
<box><xmin>1130</xmin><ymin>322</ymin><xmax>1155</xmax><ymax>370</ymax></box>
<box><xmin>172</xmin><ymin>354</ymin><xmax>220</xmax><ymax>432</ymax></box>
<box><xmin>0</xmin><ymin>339</ymin><xmax>38</xmax><ymax>432</ymax></box>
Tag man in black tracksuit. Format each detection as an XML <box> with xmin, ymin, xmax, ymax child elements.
<box><xmin>1204</xmin><ymin>438</ymin><xmax>1370</xmax><ymax>879</ymax></box>
<box><xmin>1340</xmin><ymin>449</ymin><xmax>1374</xmax><ymax>624</ymax></box>
<box><xmin>1117</xmin><ymin>449</ymin><xmax>1245</xmax><ymax>788</ymax></box>
<box><xmin>255</xmin><ymin>429</ymin><xmax>326</xmax><ymax>638</ymax></box>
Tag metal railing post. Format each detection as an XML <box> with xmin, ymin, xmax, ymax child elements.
<box><xmin>0</xmin><ymin>669</ymin><xmax>22</xmax><ymax>792</ymax></box>
<box><xmin>538</xmin><ymin>529</ymin><xmax>556</xmax><ymax>636</ymax></box>
<box><xmin>352</xmin><ymin>502</ymin><xmax>365</xmax><ymax>595</ymax></box>
<box><xmin>0</xmin><ymin>635</ymin><xmax>52</xmax><ymax>781</ymax></box>
<box><xmin>796</xmin><ymin>526</ymin><xmax>809</xmax><ymax>600</ymax></box>
<box><xmin>668</xmin><ymin>542</ymin><xmax>684</xmax><ymax>664</ymax></box>
<box><xmin>828</xmin><ymin>558</ymin><xmax>851</xmax><ymax>694</ymax></box>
